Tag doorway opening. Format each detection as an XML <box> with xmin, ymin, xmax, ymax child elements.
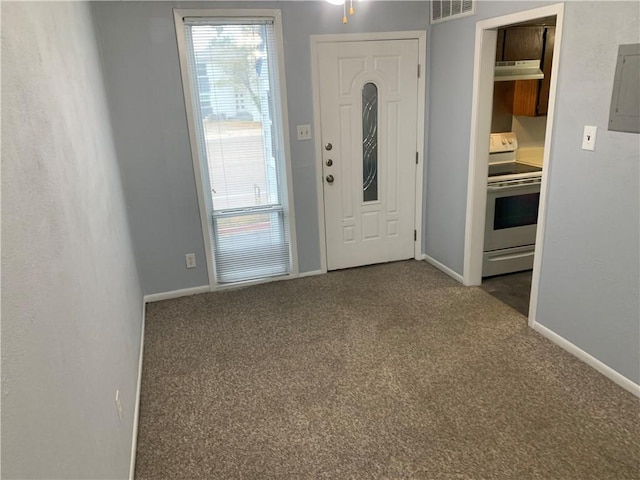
<box><xmin>463</xmin><ymin>4</ymin><xmax>565</xmax><ymax>325</ymax></box>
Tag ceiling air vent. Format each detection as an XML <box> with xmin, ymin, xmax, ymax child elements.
<box><xmin>431</xmin><ymin>0</ymin><xmax>475</xmax><ymax>24</ymax></box>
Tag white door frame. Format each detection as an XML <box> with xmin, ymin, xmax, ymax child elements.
<box><xmin>310</xmin><ymin>31</ymin><xmax>427</xmax><ymax>273</ymax></box>
<box><xmin>462</xmin><ymin>4</ymin><xmax>565</xmax><ymax>328</ymax></box>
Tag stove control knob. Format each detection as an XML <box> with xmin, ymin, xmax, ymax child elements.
<box><xmin>508</xmin><ymin>138</ymin><xmax>514</xmax><ymax>144</ymax></box>
<box><xmin>501</xmin><ymin>138</ymin><xmax>507</xmax><ymax>145</ymax></box>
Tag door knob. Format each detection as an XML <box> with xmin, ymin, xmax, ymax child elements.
<box><xmin>326</xmin><ymin>159</ymin><xmax>333</xmax><ymax>167</ymax></box>
<box><xmin>326</xmin><ymin>174</ymin><xmax>335</xmax><ymax>183</ymax></box>
<box><xmin>325</xmin><ymin>142</ymin><xmax>333</xmax><ymax>151</ymax></box>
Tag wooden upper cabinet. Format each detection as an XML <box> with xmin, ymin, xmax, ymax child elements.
<box><xmin>537</xmin><ymin>26</ymin><xmax>555</xmax><ymax>116</ymax></box>
<box><xmin>512</xmin><ymin>80</ymin><xmax>539</xmax><ymax>116</ymax></box>
<box><xmin>496</xmin><ymin>30</ymin><xmax>505</xmax><ymax>62</ymax></box>
<box><xmin>502</xmin><ymin>27</ymin><xmax>544</xmax><ymax>61</ymax></box>
<box><xmin>496</xmin><ymin>26</ymin><xmax>553</xmax><ymax>117</ymax></box>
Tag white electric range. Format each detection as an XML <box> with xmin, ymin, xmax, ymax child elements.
<box><xmin>483</xmin><ymin>132</ymin><xmax>543</xmax><ymax>277</ymax></box>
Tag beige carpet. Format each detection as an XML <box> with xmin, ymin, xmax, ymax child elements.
<box><xmin>135</xmin><ymin>261</ymin><xmax>639</xmax><ymax>479</ymax></box>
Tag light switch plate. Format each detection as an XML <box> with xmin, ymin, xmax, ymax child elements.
<box><xmin>296</xmin><ymin>124</ymin><xmax>312</xmax><ymax>141</ymax></box>
<box><xmin>582</xmin><ymin>125</ymin><xmax>597</xmax><ymax>151</ymax></box>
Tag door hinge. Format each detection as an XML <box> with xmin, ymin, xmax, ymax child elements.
<box><xmin>417</xmin><ymin>64</ymin><xmax>421</xmax><ymax>78</ymax></box>
<box><xmin>415</xmin><ymin>152</ymin><xmax>419</xmax><ymax>164</ymax></box>
<box><xmin>414</xmin><ymin>230</ymin><xmax>417</xmax><ymax>241</ymax></box>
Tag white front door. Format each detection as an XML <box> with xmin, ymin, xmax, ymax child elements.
<box><xmin>318</xmin><ymin>39</ymin><xmax>419</xmax><ymax>270</ymax></box>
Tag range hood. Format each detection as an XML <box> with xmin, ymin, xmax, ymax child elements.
<box><xmin>494</xmin><ymin>60</ymin><xmax>544</xmax><ymax>82</ymax></box>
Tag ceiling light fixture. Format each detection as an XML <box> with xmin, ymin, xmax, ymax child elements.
<box><xmin>326</xmin><ymin>0</ymin><xmax>356</xmax><ymax>24</ymax></box>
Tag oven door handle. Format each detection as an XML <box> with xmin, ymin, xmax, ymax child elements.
<box><xmin>488</xmin><ymin>251</ymin><xmax>535</xmax><ymax>262</ymax></box>
<box><xmin>487</xmin><ymin>182</ymin><xmax>541</xmax><ymax>192</ymax></box>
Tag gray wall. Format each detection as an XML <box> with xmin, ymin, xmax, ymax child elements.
<box><xmin>92</xmin><ymin>1</ymin><xmax>430</xmax><ymax>295</ymax></box>
<box><xmin>89</xmin><ymin>0</ymin><xmax>639</xmax><ymax>384</ymax></box>
<box><xmin>1</xmin><ymin>2</ymin><xmax>143</xmax><ymax>478</ymax></box>
<box><xmin>427</xmin><ymin>1</ymin><xmax>639</xmax><ymax>383</ymax></box>
<box><xmin>425</xmin><ymin>0</ymin><xmax>552</xmax><ymax>273</ymax></box>
<box><xmin>535</xmin><ymin>1</ymin><xmax>640</xmax><ymax>383</ymax></box>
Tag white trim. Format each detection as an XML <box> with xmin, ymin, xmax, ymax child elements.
<box><xmin>272</xmin><ymin>10</ymin><xmax>300</xmax><ymax>280</ymax></box>
<box><xmin>143</xmin><ymin>270</ymin><xmax>324</xmax><ymax>300</ymax></box>
<box><xmin>298</xmin><ymin>269</ymin><xmax>323</xmax><ymax>278</ymax></box>
<box><xmin>310</xmin><ymin>30</ymin><xmax>427</xmax><ymax>45</ymax></box>
<box><xmin>310</xmin><ymin>30</ymin><xmax>427</xmax><ymax>271</ymax></box>
<box><xmin>174</xmin><ymin>10</ymin><xmax>215</xmax><ymax>291</ymax></box>
<box><xmin>173</xmin><ymin>8</ymin><xmax>285</xmax><ymax>20</ymax></box>
<box><xmin>422</xmin><ymin>254</ymin><xmax>464</xmax><ymax>283</ymax></box>
<box><xmin>213</xmin><ymin>268</ymin><xmax>325</xmax><ymax>291</ymax></box>
<box><xmin>129</xmin><ymin>301</ymin><xmax>146</xmax><ymax>480</ymax></box>
<box><xmin>462</xmin><ymin>23</ymin><xmax>495</xmax><ymax>287</ymax></box>
<box><xmin>310</xmin><ymin>36</ymin><xmax>329</xmax><ymax>274</ymax></box>
<box><xmin>212</xmin><ymin>274</ymin><xmax>292</xmax><ymax>291</ymax></box>
<box><xmin>528</xmin><ymin>6</ymin><xmax>564</xmax><ymax>328</ymax></box>
<box><xmin>414</xmin><ymin>32</ymin><xmax>427</xmax><ymax>262</ymax></box>
<box><xmin>462</xmin><ymin>4</ymin><xmax>565</xmax><ymax>297</ymax></box>
<box><xmin>173</xmin><ymin>9</ymin><xmax>298</xmax><ymax>291</ymax></box>
<box><xmin>532</xmin><ymin>322</ymin><xmax>640</xmax><ymax>398</ymax></box>
<box><xmin>144</xmin><ymin>285</ymin><xmax>210</xmax><ymax>303</ymax></box>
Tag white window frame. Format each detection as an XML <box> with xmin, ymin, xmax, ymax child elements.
<box><xmin>173</xmin><ymin>8</ymin><xmax>298</xmax><ymax>290</ymax></box>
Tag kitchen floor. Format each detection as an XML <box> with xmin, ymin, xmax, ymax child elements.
<box><xmin>480</xmin><ymin>270</ymin><xmax>533</xmax><ymax>317</ymax></box>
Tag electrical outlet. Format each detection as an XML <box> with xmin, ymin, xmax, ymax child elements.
<box><xmin>115</xmin><ymin>389</ymin><xmax>123</xmax><ymax>423</ymax></box>
<box><xmin>296</xmin><ymin>124</ymin><xmax>312</xmax><ymax>141</ymax></box>
<box><xmin>185</xmin><ymin>253</ymin><xmax>197</xmax><ymax>269</ymax></box>
<box><xmin>582</xmin><ymin>125</ymin><xmax>597</xmax><ymax>151</ymax></box>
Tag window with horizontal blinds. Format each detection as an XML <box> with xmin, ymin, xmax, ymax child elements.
<box><xmin>183</xmin><ymin>16</ymin><xmax>291</xmax><ymax>284</ymax></box>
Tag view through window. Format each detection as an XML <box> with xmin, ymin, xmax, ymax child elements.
<box><xmin>183</xmin><ymin>17</ymin><xmax>292</xmax><ymax>284</ymax></box>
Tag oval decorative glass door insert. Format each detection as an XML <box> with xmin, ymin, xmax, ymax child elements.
<box><xmin>362</xmin><ymin>82</ymin><xmax>378</xmax><ymax>202</ymax></box>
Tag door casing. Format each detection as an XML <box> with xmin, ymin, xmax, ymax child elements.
<box><xmin>463</xmin><ymin>3</ymin><xmax>565</xmax><ymax>329</ymax></box>
<box><xmin>311</xmin><ymin>31</ymin><xmax>427</xmax><ymax>273</ymax></box>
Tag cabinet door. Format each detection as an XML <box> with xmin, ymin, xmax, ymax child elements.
<box><xmin>503</xmin><ymin>27</ymin><xmax>544</xmax><ymax>61</ymax></box>
<box><xmin>492</xmin><ymin>82</ymin><xmax>515</xmax><ymax>132</ymax></box>
<box><xmin>512</xmin><ymin>80</ymin><xmax>539</xmax><ymax>116</ymax></box>
<box><xmin>496</xmin><ymin>30</ymin><xmax>505</xmax><ymax>62</ymax></box>
<box><xmin>537</xmin><ymin>27</ymin><xmax>555</xmax><ymax>116</ymax></box>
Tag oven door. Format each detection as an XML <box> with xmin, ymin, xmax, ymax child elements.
<box><xmin>484</xmin><ymin>180</ymin><xmax>541</xmax><ymax>252</ymax></box>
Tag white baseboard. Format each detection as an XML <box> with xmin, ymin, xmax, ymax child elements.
<box><xmin>298</xmin><ymin>269</ymin><xmax>324</xmax><ymax>278</ymax></box>
<box><xmin>422</xmin><ymin>254</ymin><xmax>464</xmax><ymax>284</ymax></box>
<box><xmin>143</xmin><ymin>285</ymin><xmax>210</xmax><ymax>303</ymax></box>
<box><xmin>532</xmin><ymin>321</ymin><xmax>640</xmax><ymax>398</ymax></box>
<box><xmin>129</xmin><ymin>300</ymin><xmax>146</xmax><ymax>480</ymax></box>
<box><xmin>144</xmin><ymin>272</ymin><xmax>324</xmax><ymax>302</ymax></box>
